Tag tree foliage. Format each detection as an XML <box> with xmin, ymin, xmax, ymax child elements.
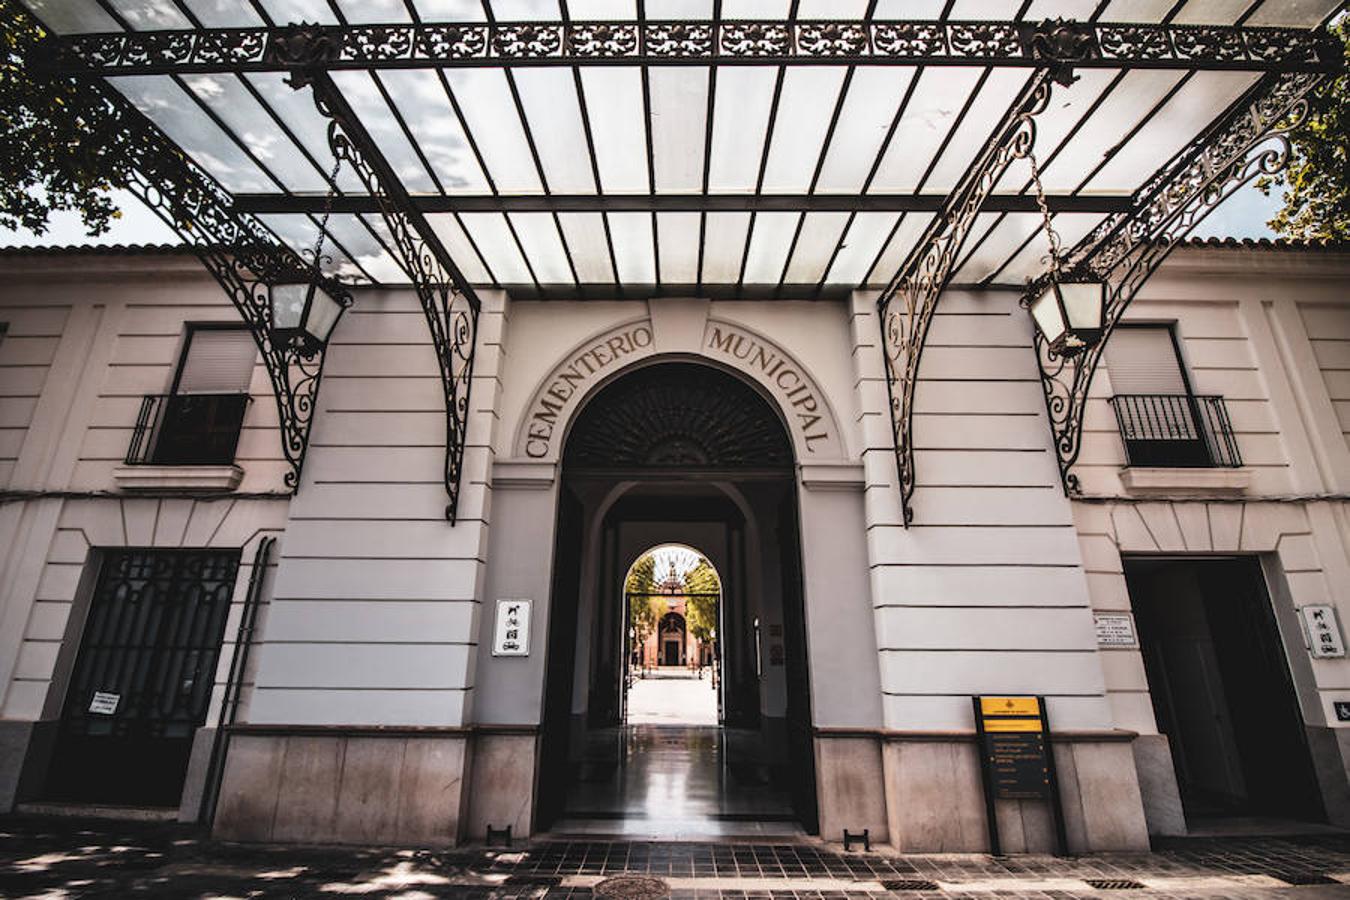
<box><xmin>0</xmin><ymin>0</ymin><xmax>131</xmax><ymax>237</ymax></box>
<box><xmin>683</xmin><ymin>560</ymin><xmax>720</xmax><ymax>644</ymax></box>
<box><xmin>1259</xmin><ymin>21</ymin><xmax>1350</xmax><ymax>241</ymax></box>
<box><xmin>625</xmin><ymin>554</ymin><xmax>660</xmax><ymax>649</ymax></box>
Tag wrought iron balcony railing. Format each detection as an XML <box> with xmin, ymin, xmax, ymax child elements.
<box><xmin>1110</xmin><ymin>394</ymin><xmax>1242</xmax><ymax>469</ymax></box>
<box><xmin>125</xmin><ymin>393</ymin><xmax>251</xmax><ymax>467</ymax></box>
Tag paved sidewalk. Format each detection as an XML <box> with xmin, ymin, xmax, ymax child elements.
<box><xmin>2</xmin><ymin>814</ymin><xmax>1350</xmax><ymax>898</ymax></box>
<box><xmin>626</xmin><ymin>670</ymin><xmax>718</xmax><ymax>726</ymax></box>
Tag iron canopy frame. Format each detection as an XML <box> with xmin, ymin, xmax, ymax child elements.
<box><xmin>24</xmin><ymin>1</ymin><xmax>1344</xmax><ymax>524</ymax></box>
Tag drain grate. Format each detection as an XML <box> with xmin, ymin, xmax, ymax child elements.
<box><xmin>880</xmin><ymin>878</ymin><xmax>941</xmax><ymax>891</ymax></box>
<box><xmin>1276</xmin><ymin>872</ymin><xmax>1337</xmax><ymax>886</ymax></box>
<box><xmin>594</xmin><ymin>874</ymin><xmax>671</xmax><ymax>899</ymax></box>
<box><xmin>1085</xmin><ymin>879</ymin><xmax>1146</xmax><ymax>890</ymax></box>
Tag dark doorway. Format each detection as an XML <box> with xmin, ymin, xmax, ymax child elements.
<box><xmin>659</xmin><ymin>612</ymin><xmax>686</xmax><ymax>667</ymax></box>
<box><xmin>1125</xmin><ymin>556</ymin><xmax>1324</xmax><ymax>824</ymax></box>
<box><xmin>538</xmin><ymin>361</ymin><xmax>817</xmax><ymax>835</ymax></box>
<box><xmin>45</xmin><ymin>549</ymin><xmax>241</xmax><ymax>806</ymax></box>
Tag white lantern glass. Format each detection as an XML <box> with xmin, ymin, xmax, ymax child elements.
<box><xmin>1029</xmin><ymin>281</ymin><xmax>1067</xmax><ymax>347</ymax></box>
<box><xmin>1059</xmin><ymin>280</ymin><xmax>1105</xmax><ymax>338</ymax></box>
<box><xmin>271</xmin><ymin>282</ymin><xmax>309</xmax><ymax>332</ymax></box>
<box><xmin>305</xmin><ymin>285</ymin><xmax>343</xmax><ymax>344</ymax></box>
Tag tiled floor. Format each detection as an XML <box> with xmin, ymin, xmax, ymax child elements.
<box><xmin>4</xmin><ymin>815</ymin><xmax>1350</xmax><ymax>898</ymax></box>
<box><xmin>557</xmin><ymin>725</ymin><xmax>801</xmax><ymax>838</ymax></box>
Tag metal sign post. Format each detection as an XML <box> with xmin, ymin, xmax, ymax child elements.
<box><xmin>972</xmin><ymin>695</ymin><xmax>1068</xmax><ymax>856</ymax></box>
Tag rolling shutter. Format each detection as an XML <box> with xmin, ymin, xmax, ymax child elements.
<box><xmin>1105</xmin><ymin>326</ymin><xmax>1187</xmax><ymax>395</ymax></box>
<box><xmin>176</xmin><ymin>328</ymin><xmax>256</xmax><ymax>394</ymax></box>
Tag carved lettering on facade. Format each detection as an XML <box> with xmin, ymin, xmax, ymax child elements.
<box><xmin>524</xmin><ymin>324</ymin><xmax>654</xmax><ymax>458</ymax></box>
<box><xmin>703</xmin><ymin>325</ymin><xmax>831</xmax><ymax>452</ymax></box>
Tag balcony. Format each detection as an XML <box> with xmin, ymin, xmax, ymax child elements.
<box><xmin>1110</xmin><ymin>394</ymin><xmax>1249</xmax><ymax>495</ymax></box>
<box><xmin>115</xmin><ymin>393</ymin><xmax>250</xmax><ymax>492</ymax></box>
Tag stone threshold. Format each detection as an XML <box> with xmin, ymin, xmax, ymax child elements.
<box><xmin>15</xmin><ymin>801</ymin><xmax>179</xmax><ymax>822</ymax></box>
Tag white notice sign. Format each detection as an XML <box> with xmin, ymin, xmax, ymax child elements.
<box><xmin>492</xmin><ymin>599</ymin><xmax>531</xmax><ymax>657</ymax></box>
<box><xmin>1301</xmin><ymin>605</ymin><xmax>1346</xmax><ymax>659</ymax></box>
<box><xmin>1094</xmin><ymin>613</ymin><xmax>1138</xmax><ymax>648</ymax></box>
<box><xmin>89</xmin><ymin>691</ymin><xmax>120</xmax><ymax>715</ymax></box>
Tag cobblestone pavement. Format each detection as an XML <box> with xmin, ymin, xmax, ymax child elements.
<box><xmin>2</xmin><ymin>815</ymin><xmax>1349</xmax><ymax>899</ymax></box>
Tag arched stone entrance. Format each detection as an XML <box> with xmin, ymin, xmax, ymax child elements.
<box><xmin>538</xmin><ymin>360</ymin><xmax>819</xmax><ymax>835</ymax></box>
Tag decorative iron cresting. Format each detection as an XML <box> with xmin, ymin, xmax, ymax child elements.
<box><xmin>1030</xmin><ymin>70</ymin><xmax>1325</xmax><ymax>494</ymax></box>
<box><xmin>281</xmin><ymin>31</ymin><xmax>481</xmax><ymax>522</ymax></box>
<box><xmin>876</xmin><ymin>35</ymin><xmax>1080</xmax><ymax>526</ymax></box>
<box><xmin>71</xmin><ymin>76</ymin><xmax>345</xmax><ymax>490</ymax></box>
<box><xmin>52</xmin><ymin>19</ymin><xmax>1339</xmax><ymax>75</ymax></box>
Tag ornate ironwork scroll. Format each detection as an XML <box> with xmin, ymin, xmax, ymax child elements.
<box><xmin>878</xmin><ymin>65</ymin><xmax>1062</xmax><ymax>526</ymax></box>
<box><xmin>72</xmin><ymin>77</ymin><xmax>341</xmax><ymax>490</ymax></box>
<box><xmin>281</xmin><ymin>37</ymin><xmax>481</xmax><ymax>523</ymax></box>
<box><xmin>53</xmin><ymin>19</ymin><xmax>1338</xmax><ymax>76</ymax></box>
<box><xmin>1032</xmin><ymin>71</ymin><xmax>1325</xmax><ymax>494</ymax></box>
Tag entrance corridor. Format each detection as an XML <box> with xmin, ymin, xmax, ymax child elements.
<box><xmin>554</xmin><ymin>725</ymin><xmax>800</xmax><ymax>838</ymax></box>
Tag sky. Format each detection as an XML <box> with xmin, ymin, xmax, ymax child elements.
<box><xmin>0</xmin><ymin>178</ymin><xmax>1284</xmax><ymax>252</ymax></box>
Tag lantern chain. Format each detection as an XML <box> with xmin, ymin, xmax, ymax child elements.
<box><xmin>1026</xmin><ymin>148</ymin><xmax>1064</xmax><ymax>283</ymax></box>
<box><xmin>306</xmin><ymin>155</ymin><xmax>344</xmax><ymax>277</ymax></box>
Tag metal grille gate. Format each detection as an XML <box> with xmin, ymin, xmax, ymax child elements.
<box><xmin>46</xmin><ymin>549</ymin><xmax>241</xmax><ymax>806</ymax></box>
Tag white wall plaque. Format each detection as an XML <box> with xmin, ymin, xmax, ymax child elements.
<box><xmin>89</xmin><ymin>691</ymin><xmax>120</xmax><ymax>715</ymax></box>
<box><xmin>492</xmin><ymin>599</ymin><xmax>531</xmax><ymax>657</ymax></box>
<box><xmin>1094</xmin><ymin>613</ymin><xmax>1138</xmax><ymax>648</ymax></box>
<box><xmin>1300</xmin><ymin>605</ymin><xmax>1346</xmax><ymax>659</ymax></box>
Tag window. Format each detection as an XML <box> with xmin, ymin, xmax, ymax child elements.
<box><xmin>1107</xmin><ymin>325</ymin><xmax>1241</xmax><ymax>468</ymax></box>
<box><xmin>126</xmin><ymin>326</ymin><xmax>254</xmax><ymax>466</ymax></box>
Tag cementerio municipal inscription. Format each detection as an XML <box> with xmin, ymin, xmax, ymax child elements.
<box><xmin>523</xmin><ymin>323</ymin><xmax>654</xmax><ymax>458</ymax></box>
<box><xmin>518</xmin><ymin>316</ymin><xmax>837</xmax><ymax>460</ymax></box>
<box><xmin>703</xmin><ymin>323</ymin><xmax>831</xmax><ymax>452</ymax></box>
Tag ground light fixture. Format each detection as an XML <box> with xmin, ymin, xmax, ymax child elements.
<box><xmin>1022</xmin><ymin>146</ymin><xmax>1106</xmax><ymax>358</ymax></box>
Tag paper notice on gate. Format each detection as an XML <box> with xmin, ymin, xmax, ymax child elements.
<box><xmin>89</xmin><ymin>691</ymin><xmax>120</xmax><ymax>715</ymax></box>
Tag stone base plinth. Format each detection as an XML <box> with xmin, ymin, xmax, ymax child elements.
<box><xmin>814</xmin><ymin>733</ymin><xmax>889</xmax><ymax>844</ymax></box>
<box><xmin>881</xmin><ymin>733</ymin><xmax>1150</xmax><ymax>853</ymax></box>
<box><xmin>465</xmin><ymin>729</ymin><xmax>538</xmax><ymax>842</ymax></box>
<box><xmin>213</xmin><ymin>728</ymin><xmax>471</xmax><ymax>846</ymax></box>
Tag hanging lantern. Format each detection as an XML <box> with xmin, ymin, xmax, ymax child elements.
<box><xmin>269</xmin><ymin>157</ymin><xmax>347</xmax><ymax>352</ymax></box>
<box><xmin>1022</xmin><ymin>147</ymin><xmax>1107</xmax><ymax>358</ymax></box>
<box><xmin>1028</xmin><ymin>275</ymin><xmax>1106</xmax><ymax>357</ymax></box>
<box><xmin>270</xmin><ymin>279</ymin><xmax>343</xmax><ymax>351</ymax></box>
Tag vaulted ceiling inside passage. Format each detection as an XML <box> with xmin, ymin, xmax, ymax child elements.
<box><xmin>27</xmin><ymin>0</ymin><xmax>1342</xmax><ymax>295</ymax></box>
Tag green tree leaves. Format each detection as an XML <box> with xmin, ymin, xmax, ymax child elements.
<box><xmin>625</xmin><ymin>553</ymin><xmax>661</xmax><ymax>648</ymax></box>
<box><xmin>1260</xmin><ymin>21</ymin><xmax>1350</xmax><ymax>241</ymax></box>
<box><xmin>0</xmin><ymin>1</ymin><xmax>131</xmax><ymax>237</ymax></box>
<box><xmin>683</xmin><ymin>560</ymin><xmax>720</xmax><ymax>644</ymax></box>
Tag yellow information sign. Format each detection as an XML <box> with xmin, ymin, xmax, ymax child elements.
<box><xmin>981</xmin><ymin>717</ymin><xmax>1043</xmax><ymax>733</ymax></box>
<box><xmin>980</xmin><ymin>696</ymin><xmax>1041</xmax><ymax>717</ymax></box>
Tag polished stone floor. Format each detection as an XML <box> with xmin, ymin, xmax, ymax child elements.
<box><xmin>556</xmin><ymin>724</ymin><xmax>800</xmax><ymax>838</ymax></box>
<box><xmin>626</xmin><ymin>669</ymin><xmax>719</xmax><ymax>726</ymax></box>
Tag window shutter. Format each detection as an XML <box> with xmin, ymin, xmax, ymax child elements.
<box><xmin>177</xmin><ymin>328</ymin><xmax>256</xmax><ymax>394</ymax></box>
<box><xmin>1105</xmin><ymin>326</ymin><xmax>1187</xmax><ymax>395</ymax></box>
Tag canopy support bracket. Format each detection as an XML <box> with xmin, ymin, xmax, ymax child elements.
<box><xmin>81</xmin><ymin>78</ymin><xmax>339</xmax><ymax>491</ymax></box>
<box><xmin>877</xmin><ymin>36</ymin><xmax>1080</xmax><ymax>526</ymax></box>
<box><xmin>284</xmin><ymin>40</ymin><xmax>482</xmax><ymax>523</ymax></box>
<box><xmin>1032</xmin><ymin>70</ymin><xmax>1325</xmax><ymax>495</ymax></box>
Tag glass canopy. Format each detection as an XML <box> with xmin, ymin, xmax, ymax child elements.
<box><xmin>25</xmin><ymin>0</ymin><xmax>1342</xmax><ymax>294</ymax></box>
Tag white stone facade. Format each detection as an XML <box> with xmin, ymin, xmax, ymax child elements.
<box><xmin>0</xmin><ymin>241</ymin><xmax>1347</xmax><ymax>850</ymax></box>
